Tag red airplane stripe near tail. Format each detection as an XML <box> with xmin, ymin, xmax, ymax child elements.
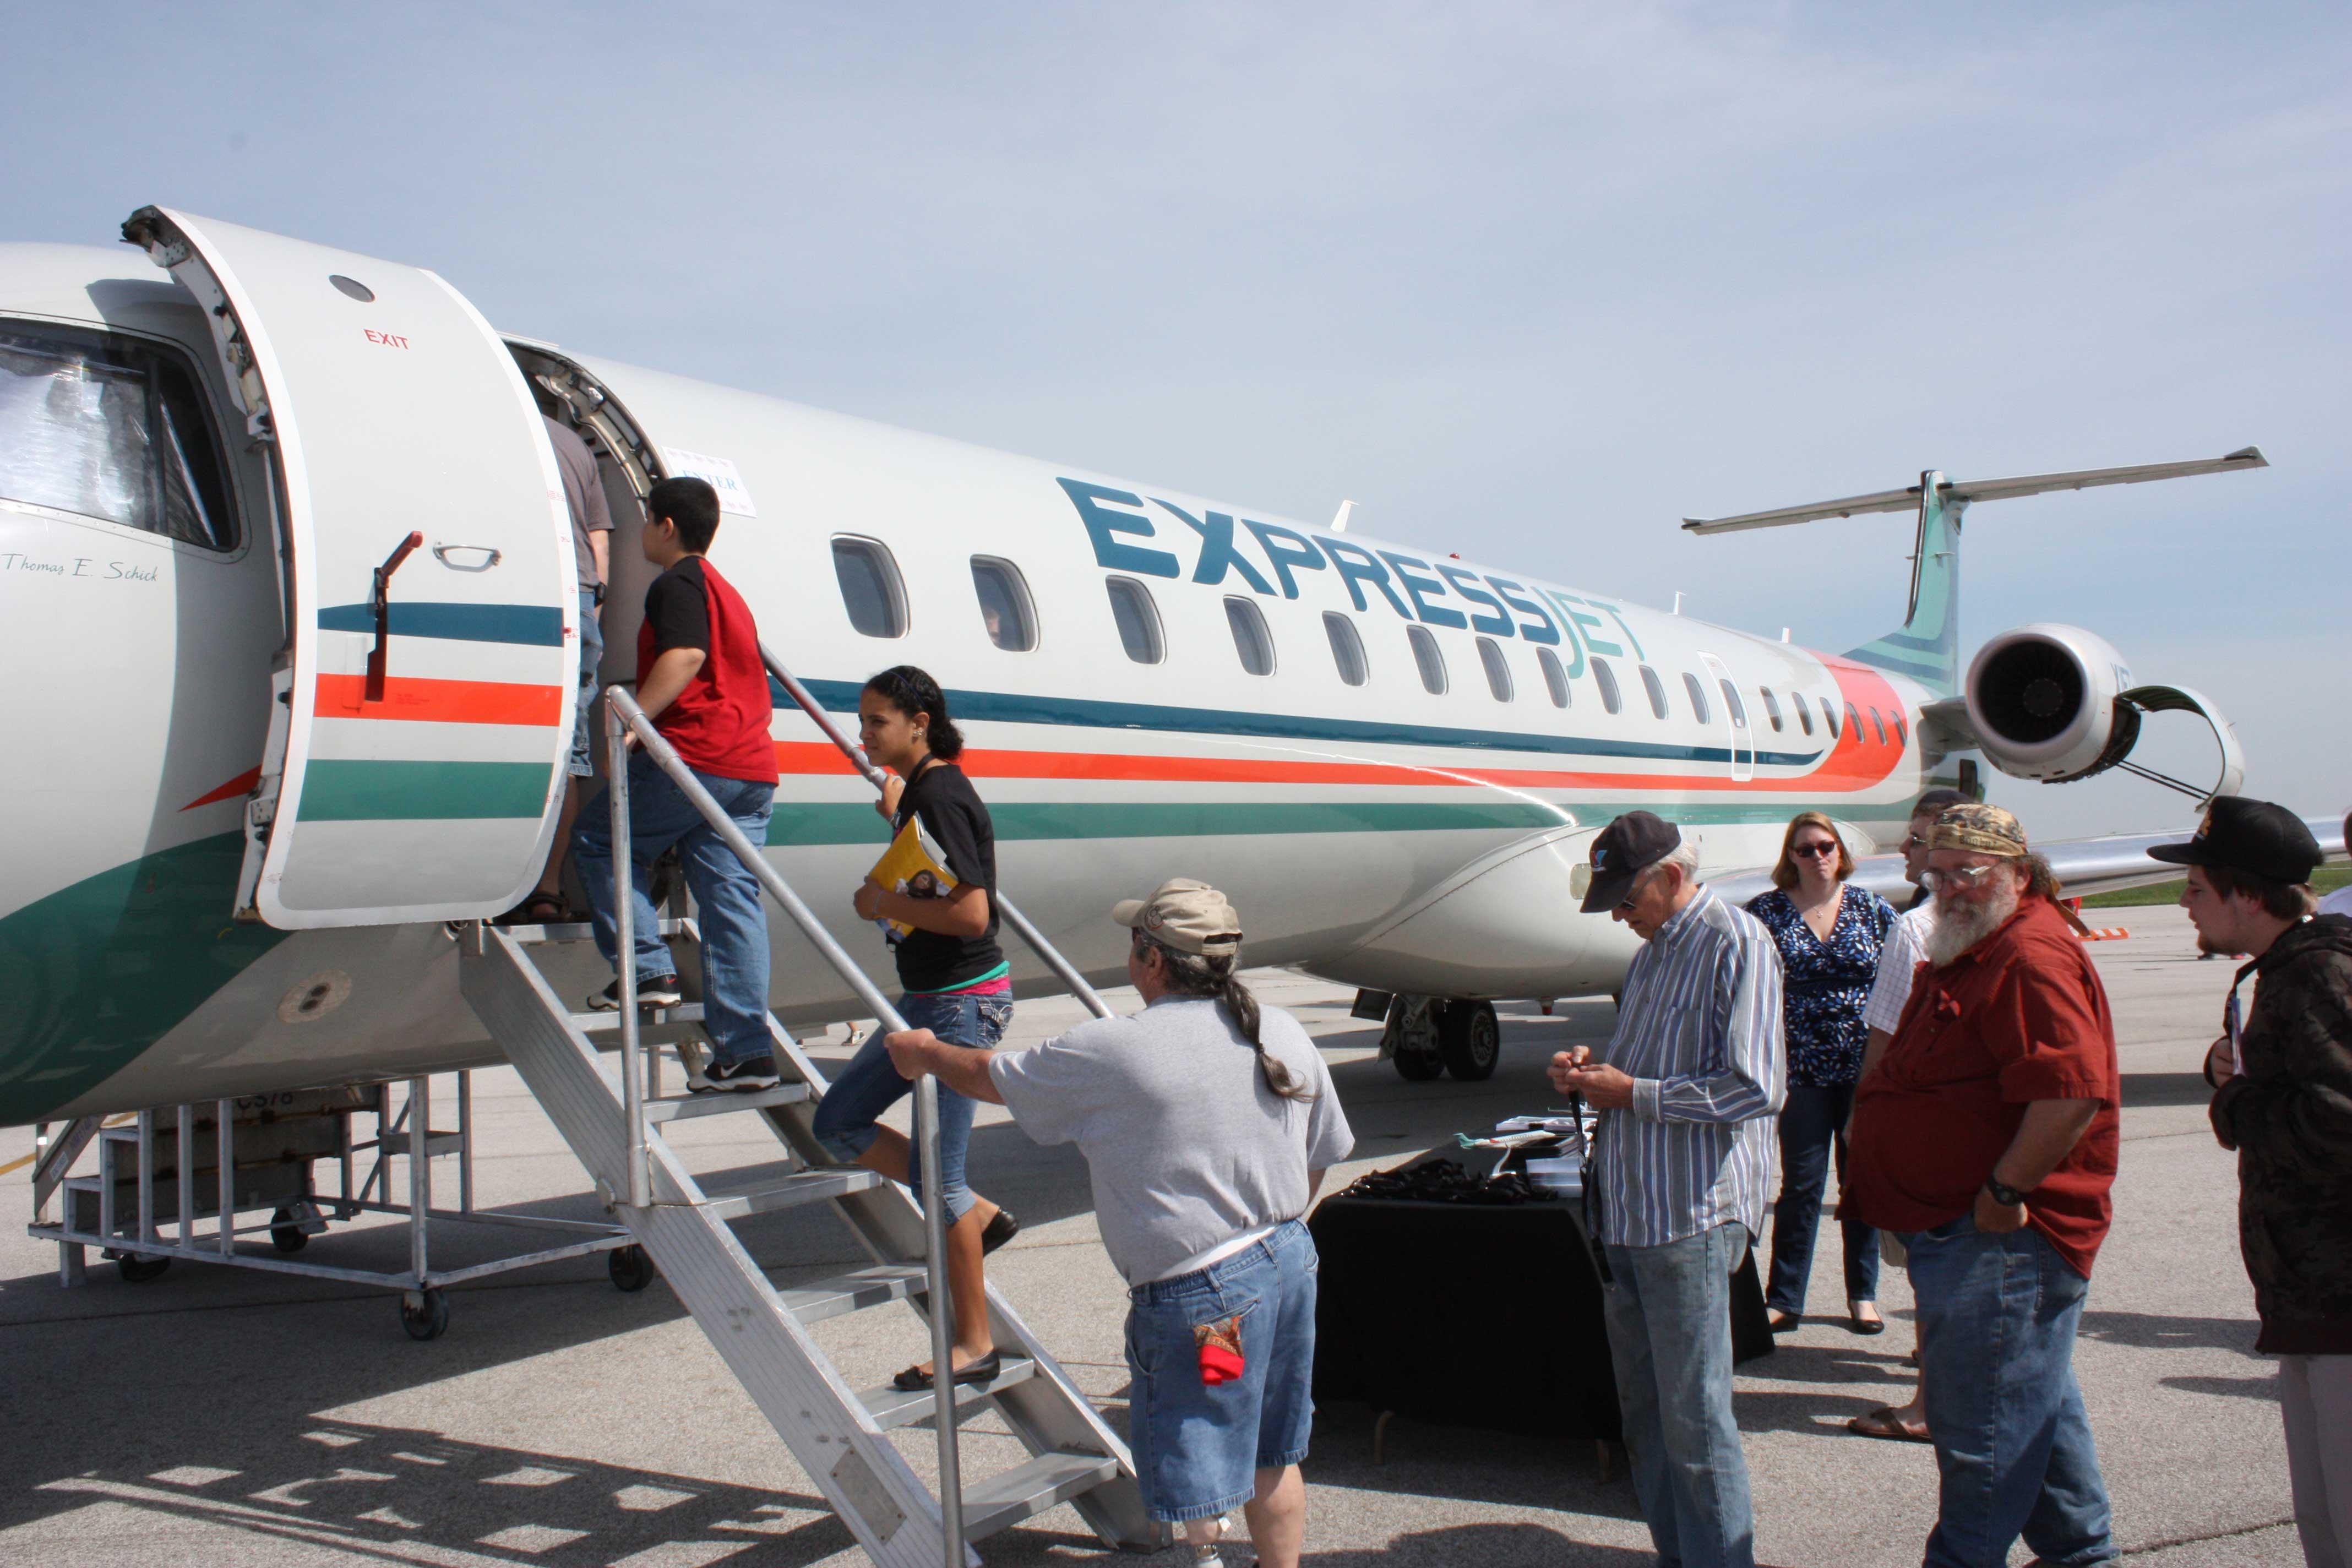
<box><xmin>314</xmin><ymin>674</ymin><xmax>567</xmax><ymax>727</ymax></box>
<box><xmin>181</xmin><ymin>766</ymin><xmax>263</xmax><ymax>811</ymax></box>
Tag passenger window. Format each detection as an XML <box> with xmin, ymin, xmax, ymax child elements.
<box><xmin>1638</xmin><ymin>665</ymin><xmax>1669</xmax><ymax>720</ymax></box>
<box><xmin>1758</xmin><ymin>688</ymin><xmax>1783</xmax><ymax>732</ymax></box>
<box><xmin>1869</xmin><ymin>706</ymin><xmax>1888</xmax><ymax>745</ymax></box>
<box><xmin>1537</xmin><ymin>645</ymin><xmax>1571</xmax><ymax>708</ymax></box>
<box><xmin>1477</xmin><ymin>637</ymin><xmax>1514</xmax><ymax>701</ymax></box>
<box><xmin>1680</xmin><ymin>672</ymin><xmax>1711</xmax><ymax>725</ymax></box>
<box><xmin>1225</xmin><ymin>596</ymin><xmax>1276</xmax><ymax>676</ymax></box>
<box><xmin>1821</xmin><ymin>697</ymin><xmax>1841</xmax><ymax>738</ymax></box>
<box><xmin>1324</xmin><ymin>612</ymin><xmax>1368</xmax><ymax>687</ymax></box>
<box><xmin>832</xmin><ymin>537</ymin><xmax>907</xmax><ymax>638</ymax></box>
<box><xmin>1892</xmin><ymin>712</ymin><xmax>1908</xmax><ymax>748</ymax></box>
<box><xmin>1719</xmin><ymin>680</ymin><xmax>1748</xmax><ymax>730</ymax></box>
<box><xmin>1592</xmin><ymin>657</ymin><xmax>1623</xmax><ymax>714</ymax></box>
<box><xmin>1407</xmin><ymin>625</ymin><xmax>1448</xmax><ymax>694</ymax></box>
<box><xmin>969</xmin><ymin>557</ymin><xmax>1037</xmax><ymax>651</ymax></box>
<box><xmin>1106</xmin><ymin>576</ymin><xmax>1164</xmax><ymax>664</ymax></box>
<box><xmin>1846</xmin><ymin>703</ymin><xmax>1865</xmax><ymax>742</ymax></box>
<box><xmin>1793</xmin><ymin>694</ymin><xmax>1814</xmax><ymax>736</ymax></box>
<box><xmin>0</xmin><ymin>321</ymin><xmax>237</xmax><ymax>550</ymax></box>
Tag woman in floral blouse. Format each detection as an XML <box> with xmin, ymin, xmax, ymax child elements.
<box><xmin>1747</xmin><ymin>812</ymin><xmax>1897</xmax><ymax>1333</ymax></box>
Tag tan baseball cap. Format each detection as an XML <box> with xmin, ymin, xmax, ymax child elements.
<box><xmin>1112</xmin><ymin>877</ymin><xmax>1244</xmax><ymax>956</ymax></box>
<box><xmin>1931</xmin><ymin>802</ymin><xmax>2029</xmax><ymax>857</ymax></box>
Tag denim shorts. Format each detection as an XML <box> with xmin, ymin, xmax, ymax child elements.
<box><xmin>809</xmin><ymin>988</ymin><xmax>1010</xmax><ymax>1224</ymax></box>
<box><xmin>1124</xmin><ymin>1218</ymin><xmax>1319</xmax><ymax>1522</ymax></box>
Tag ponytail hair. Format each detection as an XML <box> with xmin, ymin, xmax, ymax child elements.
<box><xmin>862</xmin><ymin>665</ymin><xmax>964</xmax><ymax>760</ymax></box>
<box><xmin>1139</xmin><ymin>934</ymin><xmax>1317</xmax><ymax>1101</ymax></box>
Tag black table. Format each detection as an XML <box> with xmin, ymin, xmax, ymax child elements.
<box><xmin>1310</xmin><ymin>1187</ymin><xmax>1773</xmax><ymax>1442</ymax></box>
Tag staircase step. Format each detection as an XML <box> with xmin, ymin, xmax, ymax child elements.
<box><xmin>961</xmin><ymin>1451</ymin><xmax>1124</xmax><ymax>1543</ymax></box>
<box><xmin>856</xmin><ymin>1357</ymin><xmax>1036</xmax><ymax>1430</ymax></box>
<box><xmin>773</xmin><ymin>1263</ymin><xmax>929</xmax><ymax>1326</ymax></box>
<box><xmin>568</xmin><ymin>1003</ymin><xmax>706</xmax><ymax>1033</ymax></box>
<box><xmin>505</xmin><ymin>917</ymin><xmax>694</xmax><ymax>945</ymax></box>
<box><xmin>642</xmin><ymin>1082</ymin><xmax>810</xmax><ymax>1123</ymax></box>
<box><xmin>700</xmin><ymin>1168</ymin><xmax>881</xmax><ymax>1221</ymax></box>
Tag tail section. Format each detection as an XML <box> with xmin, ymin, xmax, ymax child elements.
<box><xmin>1842</xmin><ymin>475</ymin><xmax>1961</xmax><ymax>698</ymax></box>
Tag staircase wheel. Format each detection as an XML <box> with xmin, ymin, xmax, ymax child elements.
<box><xmin>401</xmin><ymin>1287</ymin><xmax>450</xmax><ymax>1341</ymax></box>
<box><xmin>270</xmin><ymin>1206</ymin><xmax>311</xmax><ymax>1254</ymax></box>
<box><xmin>117</xmin><ymin>1253</ymin><xmax>172</xmax><ymax>1284</ymax></box>
<box><xmin>1439</xmin><ymin>1001</ymin><xmax>1501</xmax><ymax>1081</ymax></box>
<box><xmin>608</xmin><ymin>1244</ymin><xmax>655</xmax><ymax>1293</ymax></box>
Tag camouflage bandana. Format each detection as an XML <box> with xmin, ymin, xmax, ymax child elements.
<box><xmin>1931</xmin><ymin>802</ymin><xmax>2028</xmax><ymax>857</ymax></box>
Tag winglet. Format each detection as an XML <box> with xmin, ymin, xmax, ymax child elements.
<box><xmin>1330</xmin><ymin>499</ymin><xmax>1355</xmax><ymax>533</ymax></box>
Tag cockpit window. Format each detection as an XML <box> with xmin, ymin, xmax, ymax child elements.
<box><xmin>0</xmin><ymin>322</ymin><xmax>236</xmax><ymax>551</ymax></box>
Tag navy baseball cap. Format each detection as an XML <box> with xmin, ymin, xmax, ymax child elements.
<box><xmin>1581</xmin><ymin>811</ymin><xmax>1684</xmax><ymax>913</ymax></box>
<box><xmin>2148</xmin><ymin>796</ymin><xmax>2322</xmax><ymax>886</ymax></box>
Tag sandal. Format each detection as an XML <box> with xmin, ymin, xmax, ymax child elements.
<box><xmin>892</xmin><ymin>1349</ymin><xmax>1003</xmax><ymax>1392</ymax></box>
<box><xmin>495</xmin><ymin>891</ymin><xmax>568</xmax><ymax>927</ymax></box>
<box><xmin>1848</xmin><ymin>1406</ymin><xmax>1932</xmax><ymax>1443</ymax></box>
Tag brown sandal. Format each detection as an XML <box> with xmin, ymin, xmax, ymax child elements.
<box><xmin>1848</xmin><ymin>1406</ymin><xmax>1932</xmax><ymax>1443</ymax></box>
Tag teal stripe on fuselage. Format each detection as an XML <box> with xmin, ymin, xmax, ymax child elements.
<box><xmin>317</xmin><ymin>602</ymin><xmax>566</xmax><ymax>647</ymax></box>
<box><xmin>789</xmin><ymin>679</ymin><xmax>1827</xmax><ymax>769</ymax></box>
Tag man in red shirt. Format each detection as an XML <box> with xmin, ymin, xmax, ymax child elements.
<box><xmin>1844</xmin><ymin>803</ymin><xmax>2120</xmax><ymax>1568</ymax></box>
<box><xmin>574</xmin><ymin>477</ymin><xmax>782</xmax><ymax>1091</ymax></box>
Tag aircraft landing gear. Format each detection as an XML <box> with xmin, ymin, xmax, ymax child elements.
<box><xmin>1381</xmin><ymin>997</ymin><xmax>1501</xmax><ymax>1081</ymax></box>
<box><xmin>1438</xmin><ymin>1000</ymin><xmax>1501</xmax><ymax>1081</ymax></box>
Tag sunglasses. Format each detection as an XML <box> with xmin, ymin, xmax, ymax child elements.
<box><xmin>1921</xmin><ymin>863</ymin><xmax>2002</xmax><ymax>891</ymax></box>
<box><xmin>1791</xmin><ymin>841</ymin><xmax>1839</xmax><ymax>859</ymax></box>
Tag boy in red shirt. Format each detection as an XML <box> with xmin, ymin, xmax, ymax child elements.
<box><xmin>574</xmin><ymin>477</ymin><xmax>781</xmax><ymax>1090</ymax></box>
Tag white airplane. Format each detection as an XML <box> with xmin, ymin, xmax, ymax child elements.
<box><xmin>0</xmin><ymin>206</ymin><xmax>2328</xmax><ymax>1130</ymax></box>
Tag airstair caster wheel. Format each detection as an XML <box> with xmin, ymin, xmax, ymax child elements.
<box><xmin>608</xmin><ymin>1244</ymin><xmax>655</xmax><ymax>1293</ymax></box>
<box><xmin>270</xmin><ymin>1206</ymin><xmax>311</xmax><ymax>1254</ymax></box>
<box><xmin>400</xmin><ymin>1287</ymin><xmax>450</xmax><ymax>1341</ymax></box>
<box><xmin>116</xmin><ymin>1253</ymin><xmax>172</xmax><ymax>1284</ymax></box>
<box><xmin>1439</xmin><ymin>1000</ymin><xmax>1501</xmax><ymax>1081</ymax></box>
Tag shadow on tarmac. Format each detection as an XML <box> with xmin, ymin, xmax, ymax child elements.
<box><xmin>2120</xmin><ymin>1071</ymin><xmax>2220</xmax><ymax>1108</ymax></box>
<box><xmin>2077</xmin><ymin>1309</ymin><xmax>2263</xmax><ymax>1354</ymax></box>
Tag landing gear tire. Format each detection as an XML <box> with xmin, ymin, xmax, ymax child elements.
<box><xmin>270</xmin><ymin>1206</ymin><xmax>311</xmax><ymax>1254</ymax></box>
<box><xmin>1393</xmin><ymin>1047</ymin><xmax>1444</xmax><ymax>1082</ymax></box>
<box><xmin>401</xmin><ymin>1287</ymin><xmax>450</xmax><ymax>1341</ymax></box>
<box><xmin>608</xmin><ymin>1244</ymin><xmax>655</xmax><ymax>1293</ymax></box>
<box><xmin>1439</xmin><ymin>1000</ymin><xmax>1501</xmax><ymax>1081</ymax></box>
<box><xmin>116</xmin><ymin>1253</ymin><xmax>171</xmax><ymax>1284</ymax></box>
<box><xmin>1383</xmin><ymin>996</ymin><xmax>1446</xmax><ymax>1081</ymax></box>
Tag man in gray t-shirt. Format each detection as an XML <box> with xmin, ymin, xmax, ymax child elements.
<box><xmin>885</xmin><ymin>878</ymin><xmax>1353</xmax><ymax>1568</ymax></box>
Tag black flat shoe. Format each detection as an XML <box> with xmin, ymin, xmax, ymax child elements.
<box><xmin>892</xmin><ymin>1349</ymin><xmax>1001</xmax><ymax>1392</ymax></box>
<box><xmin>981</xmin><ymin>1208</ymin><xmax>1019</xmax><ymax>1255</ymax></box>
<box><xmin>1849</xmin><ymin>1303</ymin><xmax>1886</xmax><ymax>1336</ymax></box>
<box><xmin>1768</xmin><ymin>1311</ymin><xmax>1802</xmax><ymax>1333</ymax></box>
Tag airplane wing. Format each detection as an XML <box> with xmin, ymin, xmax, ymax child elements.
<box><xmin>1706</xmin><ymin>814</ymin><xmax>2347</xmax><ymax>911</ymax></box>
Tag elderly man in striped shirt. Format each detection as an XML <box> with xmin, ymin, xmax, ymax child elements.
<box><xmin>1553</xmin><ymin>810</ymin><xmax>1785</xmax><ymax>1568</ymax></box>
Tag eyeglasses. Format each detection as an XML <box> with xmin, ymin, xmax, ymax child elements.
<box><xmin>1921</xmin><ymin>863</ymin><xmax>2002</xmax><ymax>891</ymax></box>
<box><xmin>1905</xmin><ymin>833</ymin><xmax>1932</xmax><ymax>849</ymax></box>
<box><xmin>1791</xmin><ymin>842</ymin><xmax>1839</xmax><ymax>859</ymax></box>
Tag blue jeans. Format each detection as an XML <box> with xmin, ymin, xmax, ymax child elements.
<box><xmin>810</xmin><ymin>988</ymin><xmax>1010</xmax><ymax>1224</ymax></box>
<box><xmin>568</xmin><ymin>589</ymin><xmax>603</xmax><ymax>778</ymax></box>
<box><xmin>1767</xmin><ymin>1082</ymin><xmax>1879</xmax><ymax>1314</ymax></box>
<box><xmin>574</xmin><ymin>752</ymin><xmax>774</xmax><ymax>1065</ymax></box>
<box><xmin>1125</xmin><ymin>1219</ymin><xmax>1319</xmax><ymax>1522</ymax></box>
<box><xmin>1906</xmin><ymin>1217</ymin><xmax>2117</xmax><ymax>1568</ymax></box>
<box><xmin>1602</xmin><ymin>1223</ymin><xmax>1756</xmax><ymax>1568</ymax></box>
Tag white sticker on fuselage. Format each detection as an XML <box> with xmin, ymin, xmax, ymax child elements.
<box><xmin>660</xmin><ymin>448</ymin><xmax>758</xmax><ymax>517</ymax></box>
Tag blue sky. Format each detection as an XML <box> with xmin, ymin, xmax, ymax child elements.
<box><xmin>10</xmin><ymin>2</ymin><xmax>2346</xmax><ymax>841</ymax></box>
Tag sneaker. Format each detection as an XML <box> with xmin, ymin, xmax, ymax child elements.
<box><xmin>587</xmin><ymin>976</ymin><xmax>683</xmax><ymax>1011</ymax></box>
<box><xmin>692</xmin><ymin>1055</ymin><xmax>781</xmax><ymax>1093</ymax></box>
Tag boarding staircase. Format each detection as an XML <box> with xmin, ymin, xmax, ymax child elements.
<box><xmin>455</xmin><ymin>654</ymin><xmax>1154</xmax><ymax>1567</ymax></box>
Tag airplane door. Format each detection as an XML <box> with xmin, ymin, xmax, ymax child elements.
<box><xmin>123</xmin><ymin>208</ymin><xmax>576</xmax><ymax>930</ymax></box>
<box><xmin>1698</xmin><ymin>654</ymin><xmax>1755</xmax><ymax>782</ymax></box>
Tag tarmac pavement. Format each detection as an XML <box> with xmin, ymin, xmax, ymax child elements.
<box><xmin>0</xmin><ymin>906</ymin><xmax>2302</xmax><ymax>1566</ymax></box>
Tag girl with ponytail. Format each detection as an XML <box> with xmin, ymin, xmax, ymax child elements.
<box><xmin>813</xmin><ymin>666</ymin><xmax>1012</xmax><ymax>1393</ymax></box>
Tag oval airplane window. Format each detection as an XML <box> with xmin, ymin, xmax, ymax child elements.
<box><xmin>1537</xmin><ymin>645</ymin><xmax>1571</xmax><ymax>708</ymax></box>
<box><xmin>1681</xmin><ymin>671</ymin><xmax>1711</xmax><ymax>725</ymax></box>
<box><xmin>1846</xmin><ymin>702</ymin><xmax>1865</xmax><ymax>742</ymax></box>
<box><xmin>1793</xmin><ymin>693</ymin><xmax>1814</xmax><ymax>736</ymax></box>
<box><xmin>1324</xmin><ymin>611</ymin><xmax>1368</xmax><ymax>687</ymax></box>
<box><xmin>1758</xmin><ymin>687</ymin><xmax>1784</xmax><ymax>732</ymax></box>
<box><xmin>1477</xmin><ymin>637</ymin><xmax>1514</xmax><ymax>701</ymax></box>
<box><xmin>831</xmin><ymin>537</ymin><xmax>907</xmax><ymax>638</ymax></box>
<box><xmin>1719</xmin><ymin>679</ymin><xmax>1748</xmax><ymax>730</ymax></box>
<box><xmin>1821</xmin><ymin>697</ymin><xmax>1841</xmax><ymax>738</ymax></box>
<box><xmin>1107</xmin><ymin>576</ymin><xmax>1163</xmax><ymax>664</ymax></box>
<box><xmin>970</xmin><ymin>556</ymin><xmax>1037</xmax><ymax>651</ymax></box>
<box><xmin>1869</xmin><ymin>706</ymin><xmax>1888</xmax><ymax>745</ymax></box>
<box><xmin>1639</xmin><ymin>665</ymin><xmax>1669</xmax><ymax>720</ymax></box>
<box><xmin>1225</xmin><ymin>596</ymin><xmax>1276</xmax><ymax>676</ymax></box>
<box><xmin>329</xmin><ymin>274</ymin><xmax>375</xmax><ymax>303</ymax></box>
<box><xmin>1892</xmin><ymin>712</ymin><xmax>1908</xmax><ymax>748</ymax></box>
<box><xmin>1407</xmin><ymin>625</ymin><xmax>1448</xmax><ymax>694</ymax></box>
<box><xmin>1592</xmin><ymin>657</ymin><xmax>1623</xmax><ymax>715</ymax></box>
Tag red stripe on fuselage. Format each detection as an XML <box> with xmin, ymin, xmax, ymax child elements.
<box><xmin>182</xmin><ymin>765</ymin><xmax>263</xmax><ymax>811</ymax></box>
<box><xmin>315</xmin><ymin>674</ymin><xmax>566</xmax><ymax>727</ymax></box>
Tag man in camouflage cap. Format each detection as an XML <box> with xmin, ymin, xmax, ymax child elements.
<box><xmin>1843</xmin><ymin>803</ymin><xmax>2122</xmax><ymax>1567</ymax></box>
<box><xmin>2158</xmin><ymin>797</ymin><xmax>2352</xmax><ymax>1566</ymax></box>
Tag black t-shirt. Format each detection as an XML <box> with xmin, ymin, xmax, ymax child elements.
<box><xmin>892</xmin><ymin>760</ymin><xmax>1004</xmax><ymax>993</ymax></box>
<box><xmin>643</xmin><ymin>557</ymin><xmax>711</xmax><ymax>655</ymax></box>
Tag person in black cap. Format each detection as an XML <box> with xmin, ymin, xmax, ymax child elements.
<box><xmin>1550</xmin><ymin>810</ymin><xmax>1784</xmax><ymax>1568</ymax></box>
<box><xmin>2154</xmin><ymin>796</ymin><xmax>2352</xmax><ymax>1567</ymax></box>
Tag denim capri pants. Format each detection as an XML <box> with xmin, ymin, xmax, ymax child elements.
<box><xmin>810</xmin><ymin>989</ymin><xmax>1010</xmax><ymax>1224</ymax></box>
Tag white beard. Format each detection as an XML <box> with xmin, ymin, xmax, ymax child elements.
<box><xmin>1928</xmin><ymin>881</ymin><xmax>2021</xmax><ymax>967</ymax></box>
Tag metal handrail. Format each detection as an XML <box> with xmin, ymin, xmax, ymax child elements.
<box><xmin>759</xmin><ymin>643</ymin><xmax>1114</xmax><ymax>1022</ymax></box>
<box><xmin>601</xmin><ymin>688</ymin><xmax>965</xmax><ymax>1558</ymax></box>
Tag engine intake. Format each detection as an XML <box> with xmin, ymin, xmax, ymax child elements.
<box><xmin>1962</xmin><ymin>622</ymin><xmax>2244</xmax><ymax>798</ymax></box>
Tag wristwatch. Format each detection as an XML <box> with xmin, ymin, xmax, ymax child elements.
<box><xmin>1983</xmin><ymin>1177</ymin><xmax>2028</xmax><ymax>1208</ymax></box>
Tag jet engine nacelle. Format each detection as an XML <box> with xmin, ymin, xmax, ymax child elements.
<box><xmin>1963</xmin><ymin>622</ymin><xmax>2245</xmax><ymax>797</ymax></box>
